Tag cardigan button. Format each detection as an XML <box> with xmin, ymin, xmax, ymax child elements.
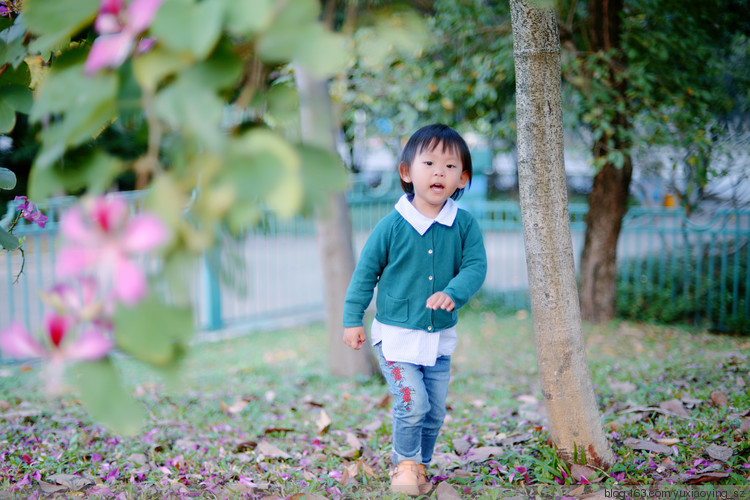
<box><xmin>427</xmin><ymin>326</ymin><xmax>433</xmax><ymax>331</ymax></box>
<box><xmin>428</xmin><ymin>275</ymin><xmax>433</xmax><ymax>280</ymax></box>
<box><xmin>428</xmin><ymin>249</ymin><xmax>433</xmax><ymax>254</ymax></box>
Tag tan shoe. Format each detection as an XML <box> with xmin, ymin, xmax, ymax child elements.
<box><xmin>389</xmin><ymin>460</ymin><xmax>420</xmax><ymax>496</ymax></box>
<box><xmin>417</xmin><ymin>463</ymin><xmax>432</xmax><ymax>495</ymax></box>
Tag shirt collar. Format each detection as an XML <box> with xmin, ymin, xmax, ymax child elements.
<box><xmin>395</xmin><ymin>194</ymin><xmax>457</xmax><ymax>236</ymax></box>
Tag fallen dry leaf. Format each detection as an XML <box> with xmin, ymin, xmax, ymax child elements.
<box><xmin>498</xmin><ymin>432</ymin><xmax>533</xmax><ymax>446</ymax></box>
<box><xmin>709</xmin><ymin>390</ymin><xmax>729</xmax><ymax>407</ymax></box>
<box><xmin>659</xmin><ymin>399</ymin><xmax>690</xmax><ymax>417</ymax></box>
<box><xmin>341</xmin><ymin>462</ymin><xmax>359</xmax><ymax>485</ymax></box>
<box><xmin>680</xmin><ymin>472</ymin><xmax>730</xmax><ymax>484</ymax></box>
<box><xmin>316</xmin><ymin>410</ymin><xmax>332</xmax><ymax>434</ymax></box>
<box><xmin>741</xmin><ymin>418</ymin><xmax>750</xmax><ymax>433</ymax></box>
<box><xmin>435</xmin><ymin>481</ymin><xmax>462</xmax><ymax>500</ymax></box>
<box><xmin>358</xmin><ymin>458</ymin><xmax>376</xmax><ymax>476</ymax></box>
<box><xmin>465</xmin><ymin>446</ymin><xmax>504</xmax><ymax>462</ymax></box>
<box><xmin>264</xmin><ymin>427</ymin><xmax>295</xmax><ymax>435</ymax></box>
<box><xmin>345</xmin><ymin>432</ymin><xmax>363</xmax><ymax>450</ymax></box>
<box><xmin>452</xmin><ymin>437</ymin><xmax>471</xmax><ymax>455</ymax></box>
<box><xmin>47</xmin><ymin>473</ymin><xmax>94</xmax><ymax>491</ymax></box>
<box><xmin>236</xmin><ymin>440</ymin><xmax>257</xmax><ymax>452</ymax></box>
<box><xmin>706</xmin><ymin>444</ymin><xmax>732</xmax><ymax>462</ymax></box>
<box><xmin>38</xmin><ymin>480</ymin><xmax>68</xmax><ymax>494</ymax></box>
<box><xmin>221</xmin><ymin>399</ymin><xmax>248</xmax><ymax>414</ymax></box>
<box><xmin>332</xmin><ymin>448</ymin><xmax>358</xmax><ymax>458</ymax></box>
<box><xmin>255</xmin><ymin>441</ymin><xmax>291</xmax><ymax>460</ymax></box>
<box><xmin>571</xmin><ymin>463</ymin><xmax>601</xmax><ymax>483</ymax></box>
<box><xmin>623</xmin><ymin>438</ymin><xmax>673</xmax><ymax>455</ymax></box>
<box><xmin>361</xmin><ymin>419</ymin><xmax>382</xmax><ymax>434</ymax></box>
<box><xmin>655</xmin><ymin>438</ymin><xmax>680</xmax><ymax>446</ymax></box>
<box><xmin>126</xmin><ymin>452</ymin><xmax>148</xmax><ymax>465</ymax></box>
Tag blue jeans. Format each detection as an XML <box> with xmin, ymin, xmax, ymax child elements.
<box><xmin>375</xmin><ymin>343</ymin><xmax>451</xmax><ymax>466</ymax></box>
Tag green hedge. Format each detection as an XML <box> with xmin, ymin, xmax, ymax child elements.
<box><xmin>616</xmin><ymin>247</ymin><xmax>749</xmax><ymax>333</ymax></box>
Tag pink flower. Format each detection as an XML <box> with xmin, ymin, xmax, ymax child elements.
<box><xmin>14</xmin><ymin>196</ymin><xmax>49</xmax><ymax>228</ymax></box>
<box><xmin>44</xmin><ymin>277</ymin><xmax>113</xmax><ymax>328</ymax></box>
<box><xmin>515</xmin><ymin>466</ymin><xmax>530</xmax><ymax>483</ymax></box>
<box><xmin>0</xmin><ymin>314</ymin><xmax>113</xmax><ymax>361</ymax></box>
<box><xmin>0</xmin><ymin>322</ymin><xmax>45</xmax><ymax>358</ymax></box>
<box><xmin>56</xmin><ymin>196</ymin><xmax>169</xmax><ymax>305</ymax></box>
<box><xmin>85</xmin><ymin>0</ymin><xmax>163</xmax><ymax>75</ymax></box>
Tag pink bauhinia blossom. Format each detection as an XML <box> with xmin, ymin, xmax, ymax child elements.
<box><xmin>85</xmin><ymin>0</ymin><xmax>163</xmax><ymax>75</ymax></box>
<box><xmin>56</xmin><ymin>196</ymin><xmax>169</xmax><ymax>305</ymax></box>
<box><xmin>0</xmin><ymin>314</ymin><xmax>113</xmax><ymax>362</ymax></box>
<box><xmin>14</xmin><ymin>196</ymin><xmax>49</xmax><ymax>228</ymax></box>
<box><xmin>43</xmin><ymin>277</ymin><xmax>114</xmax><ymax>330</ymax></box>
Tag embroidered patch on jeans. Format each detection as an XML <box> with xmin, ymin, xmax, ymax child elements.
<box><xmin>385</xmin><ymin>360</ymin><xmax>413</xmax><ymax>411</ymax></box>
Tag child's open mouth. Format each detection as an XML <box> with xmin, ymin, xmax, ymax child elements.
<box><xmin>430</xmin><ymin>183</ymin><xmax>445</xmax><ymax>192</ymax></box>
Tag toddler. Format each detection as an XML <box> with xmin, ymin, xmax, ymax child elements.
<box><xmin>343</xmin><ymin>124</ymin><xmax>487</xmax><ymax>495</ymax></box>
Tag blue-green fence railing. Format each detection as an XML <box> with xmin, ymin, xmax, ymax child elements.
<box><xmin>1</xmin><ymin>193</ymin><xmax>748</xmax><ymax>355</ymax></box>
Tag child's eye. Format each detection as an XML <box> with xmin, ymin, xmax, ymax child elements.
<box><xmin>447</xmin><ymin>164</ymin><xmax>457</xmax><ymax>169</ymax></box>
<box><xmin>424</xmin><ymin>161</ymin><xmax>433</xmax><ymax>166</ymax></box>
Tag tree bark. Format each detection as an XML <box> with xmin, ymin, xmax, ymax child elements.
<box><xmin>578</xmin><ymin>0</ymin><xmax>632</xmax><ymax>322</ymax></box>
<box><xmin>579</xmin><ymin>160</ymin><xmax>631</xmax><ymax>322</ymax></box>
<box><xmin>294</xmin><ymin>65</ymin><xmax>375</xmax><ymax>377</ymax></box>
<box><xmin>509</xmin><ymin>0</ymin><xmax>616</xmax><ymax>467</ymax></box>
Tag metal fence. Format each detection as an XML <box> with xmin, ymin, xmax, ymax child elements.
<box><xmin>1</xmin><ymin>191</ymin><xmax>748</xmax><ymax>352</ymax></box>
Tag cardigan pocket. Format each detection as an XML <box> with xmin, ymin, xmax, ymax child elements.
<box><xmin>385</xmin><ymin>294</ymin><xmax>409</xmax><ymax>322</ymax></box>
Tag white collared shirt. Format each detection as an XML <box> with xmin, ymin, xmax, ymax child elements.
<box><xmin>371</xmin><ymin>194</ymin><xmax>458</xmax><ymax>366</ymax></box>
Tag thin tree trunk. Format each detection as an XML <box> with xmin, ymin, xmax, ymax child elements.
<box><xmin>294</xmin><ymin>64</ymin><xmax>375</xmax><ymax>377</ymax></box>
<box><xmin>509</xmin><ymin>0</ymin><xmax>616</xmax><ymax>467</ymax></box>
<box><xmin>578</xmin><ymin>0</ymin><xmax>632</xmax><ymax>323</ymax></box>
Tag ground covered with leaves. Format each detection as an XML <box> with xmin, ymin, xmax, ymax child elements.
<box><xmin>1</xmin><ymin>308</ymin><xmax>748</xmax><ymax>499</ymax></box>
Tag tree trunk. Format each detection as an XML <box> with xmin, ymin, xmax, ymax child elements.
<box><xmin>579</xmin><ymin>161</ymin><xmax>631</xmax><ymax>322</ymax></box>
<box><xmin>578</xmin><ymin>0</ymin><xmax>633</xmax><ymax>323</ymax></box>
<box><xmin>509</xmin><ymin>0</ymin><xmax>616</xmax><ymax>468</ymax></box>
<box><xmin>294</xmin><ymin>65</ymin><xmax>375</xmax><ymax>377</ymax></box>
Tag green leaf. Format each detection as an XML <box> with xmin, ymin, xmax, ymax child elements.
<box><xmin>0</xmin><ymin>97</ymin><xmax>15</xmax><ymax>133</ymax></box>
<box><xmin>154</xmin><ymin>78</ymin><xmax>224</xmax><ymax>152</ymax></box>
<box><xmin>294</xmin><ymin>25</ymin><xmax>350</xmax><ymax>78</ymax></box>
<box><xmin>113</xmin><ymin>296</ymin><xmax>194</xmax><ymax>367</ymax></box>
<box><xmin>34</xmin><ymin>99</ymin><xmax>117</xmax><ymax>169</ymax></box>
<box><xmin>0</xmin><ymin>18</ymin><xmax>29</xmax><ymax>68</ymax></box>
<box><xmin>0</xmin><ymin>58</ymin><xmax>31</xmax><ymax>86</ymax></box>
<box><xmin>29</xmin><ymin>149</ymin><xmax>122</xmax><ymax>201</ymax></box>
<box><xmin>256</xmin><ymin>0</ymin><xmax>320</xmax><ymax>63</ymax></box>
<box><xmin>0</xmin><ymin>227</ymin><xmax>20</xmax><ymax>251</ymax></box>
<box><xmin>22</xmin><ymin>0</ymin><xmax>99</xmax><ymax>53</ymax></box>
<box><xmin>181</xmin><ymin>38</ymin><xmax>243</xmax><ymax>91</ymax></box>
<box><xmin>298</xmin><ymin>144</ymin><xmax>348</xmax><ymax>211</ymax></box>
<box><xmin>132</xmin><ymin>46</ymin><xmax>194</xmax><ymax>91</ymax></box>
<box><xmin>70</xmin><ymin>359</ymin><xmax>145</xmax><ymax>436</ymax></box>
<box><xmin>0</xmin><ymin>167</ymin><xmax>17</xmax><ymax>189</ymax></box>
<box><xmin>31</xmin><ymin>63</ymin><xmax>118</xmax><ymax>121</ymax></box>
<box><xmin>151</xmin><ymin>0</ymin><xmax>224</xmax><ymax>60</ymax></box>
<box><xmin>257</xmin><ymin>82</ymin><xmax>299</xmax><ymax>128</ymax></box>
<box><xmin>222</xmin><ymin>0</ymin><xmax>273</xmax><ymax>37</ymax></box>
<box><xmin>1</xmin><ymin>84</ymin><xmax>33</xmax><ymax>114</ymax></box>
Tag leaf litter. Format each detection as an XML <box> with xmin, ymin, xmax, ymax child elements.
<box><xmin>0</xmin><ymin>311</ymin><xmax>748</xmax><ymax>498</ymax></box>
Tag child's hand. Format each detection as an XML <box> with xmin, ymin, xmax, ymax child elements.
<box><xmin>426</xmin><ymin>291</ymin><xmax>455</xmax><ymax>311</ymax></box>
<box><xmin>343</xmin><ymin>326</ymin><xmax>367</xmax><ymax>350</ymax></box>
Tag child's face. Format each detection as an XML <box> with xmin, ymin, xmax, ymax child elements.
<box><xmin>399</xmin><ymin>141</ymin><xmax>469</xmax><ymax>218</ymax></box>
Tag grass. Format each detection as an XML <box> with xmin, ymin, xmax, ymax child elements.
<box><xmin>0</xmin><ymin>306</ymin><xmax>748</xmax><ymax>498</ymax></box>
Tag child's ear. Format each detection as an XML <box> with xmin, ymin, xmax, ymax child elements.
<box><xmin>458</xmin><ymin>170</ymin><xmax>470</xmax><ymax>189</ymax></box>
<box><xmin>398</xmin><ymin>162</ymin><xmax>411</xmax><ymax>183</ymax></box>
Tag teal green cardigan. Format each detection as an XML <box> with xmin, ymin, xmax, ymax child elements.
<box><xmin>343</xmin><ymin>208</ymin><xmax>487</xmax><ymax>332</ymax></box>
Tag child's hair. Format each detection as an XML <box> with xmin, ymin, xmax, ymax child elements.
<box><xmin>398</xmin><ymin>123</ymin><xmax>473</xmax><ymax>201</ymax></box>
